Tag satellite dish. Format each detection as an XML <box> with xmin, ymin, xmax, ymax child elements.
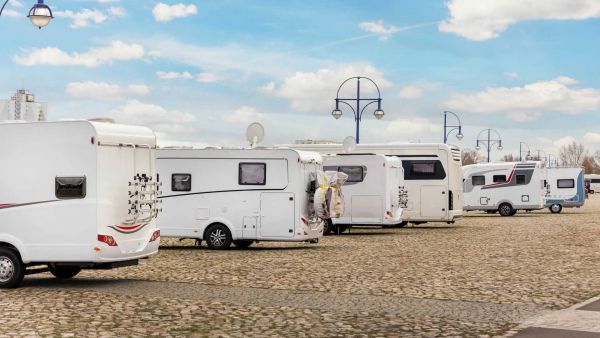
<box><xmin>342</xmin><ymin>136</ymin><xmax>357</xmax><ymax>153</ymax></box>
<box><xmin>246</xmin><ymin>122</ymin><xmax>265</xmax><ymax>148</ymax></box>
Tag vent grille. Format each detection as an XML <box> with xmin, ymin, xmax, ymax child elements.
<box><xmin>451</xmin><ymin>147</ymin><xmax>462</xmax><ymax>162</ymax></box>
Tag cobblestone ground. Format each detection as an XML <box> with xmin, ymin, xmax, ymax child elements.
<box><xmin>1</xmin><ymin>197</ymin><xmax>599</xmax><ymax>337</ymax></box>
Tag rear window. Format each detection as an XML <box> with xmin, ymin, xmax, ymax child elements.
<box><xmin>402</xmin><ymin>160</ymin><xmax>446</xmax><ymax>180</ymax></box>
<box><xmin>172</xmin><ymin>174</ymin><xmax>192</xmax><ymax>192</ymax></box>
<box><xmin>472</xmin><ymin>175</ymin><xmax>485</xmax><ymax>186</ymax></box>
<box><xmin>338</xmin><ymin>166</ymin><xmax>364</xmax><ymax>183</ymax></box>
<box><xmin>557</xmin><ymin>179</ymin><xmax>575</xmax><ymax>189</ymax></box>
<box><xmin>55</xmin><ymin>177</ymin><xmax>86</xmax><ymax>199</ymax></box>
<box><xmin>239</xmin><ymin>163</ymin><xmax>266</xmax><ymax>185</ymax></box>
<box><xmin>516</xmin><ymin>175</ymin><xmax>526</xmax><ymax>185</ymax></box>
<box><xmin>493</xmin><ymin>175</ymin><xmax>507</xmax><ymax>183</ymax></box>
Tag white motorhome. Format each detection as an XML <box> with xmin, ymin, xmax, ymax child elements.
<box><xmin>462</xmin><ymin>162</ymin><xmax>546</xmax><ymax>216</ymax></box>
<box><xmin>0</xmin><ymin>121</ymin><xmax>161</xmax><ymax>288</ymax></box>
<box><xmin>585</xmin><ymin>174</ymin><xmax>600</xmax><ymax>194</ymax></box>
<box><xmin>287</xmin><ymin>143</ymin><xmax>463</xmax><ymax>224</ymax></box>
<box><xmin>321</xmin><ymin>154</ymin><xmax>405</xmax><ymax>234</ymax></box>
<box><xmin>545</xmin><ymin>167</ymin><xmax>585</xmax><ymax>213</ymax></box>
<box><xmin>157</xmin><ymin>148</ymin><xmax>324</xmax><ymax>249</ymax></box>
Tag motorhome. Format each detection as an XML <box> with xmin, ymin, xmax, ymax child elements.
<box><xmin>462</xmin><ymin>162</ymin><xmax>546</xmax><ymax>216</ymax></box>
<box><xmin>157</xmin><ymin>148</ymin><xmax>324</xmax><ymax>249</ymax></box>
<box><xmin>585</xmin><ymin>174</ymin><xmax>600</xmax><ymax>194</ymax></box>
<box><xmin>0</xmin><ymin>121</ymin><xmax>161</xmax><ymax>288</ymax></box>
<box><xmin>545</xmin><ymin>167</ymin><xmax>585</xmax><ymax>213</ymax></box>
<box><xmin>287</xmin><ymin>143</ymin><xmax>463</xmax><ymax>224</ymax></box>
<box><xmin>322</xmin><ymin>154</ymin><xmax>405</xmax><ymax>234</ymax></box>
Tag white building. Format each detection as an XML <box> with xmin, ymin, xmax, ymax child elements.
<box><xmin>0</xmin><ymin>89</ymin><xmax>48</xmax><ymax>122</ymax></box>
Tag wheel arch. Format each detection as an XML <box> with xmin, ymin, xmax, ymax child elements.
<box><xmin>202</xmin><ymin>219</ymin><xmax>234</xmax><ymax>241</ymax></box>
<box><xmin>0</xmin><ymin>235</ymin><xmax>28</xmax><ymax>263</ymax></box>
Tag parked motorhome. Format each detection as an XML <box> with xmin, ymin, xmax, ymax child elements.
<box><xmin>287</xmin><ymin>143</ymin><xmax>463</xmax><ymax>224</ymax></box>
<box><xmin>321</xmin><ymin>154</ymin><xmax>405</xmax><ymax>234</ymax></box>
<box><xmin>0</xmin><ymin>121</ymin><xmax>161</xmax><ymax>288</ymax></box>
<box><xmin>157</xmin><ymin>148</ymin><xmax>324</xmax><ymax>249</ymax></box>
<box><xmin>545</xmin><ymin>167</ymin><xmax>585</xmax><ymax>213</ymax></box>
<box><xmin>585</xmin><ymin>174</ymin><xmax>600</xmax><ymax>194</ymax></box>
<box><xmin>462</xmin><ymin>162</ymin><xmax>546</xmax><ymax>216</ymax></box>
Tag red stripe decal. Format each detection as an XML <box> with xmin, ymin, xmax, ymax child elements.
<box><xmin>115</xmin><ymin>224</ymin><xmax>143</xmax><ymax>230</ymax></box>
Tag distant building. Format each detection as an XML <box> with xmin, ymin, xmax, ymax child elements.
<box><xmin>0</xmin><ymin>89</ymin><xmax>48</xmax><ymax>122</ymax></box>
<box><xmin>294</xmin><ymin>139</ymin><xmax>340</xmax><ymax>145</ymax></box>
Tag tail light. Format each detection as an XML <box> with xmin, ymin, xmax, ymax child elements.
<box><xmin>98</xmin><ymin>234</ymin><xmax>118</xmax><ymax>247</ymax></box>
<box><xmin>150</xmin><ymin>230</ymin><xmax>160</xmax><ymax>242</ymax></box>
<box><xmin>385</xmin><ymin>210</ymin><xmax>393</xmax><ymax>219</ymax></box>
<box><xmin>301</xmin><ymin>216</ymin><xmax>310</xmax><ymax>226</ymax></box>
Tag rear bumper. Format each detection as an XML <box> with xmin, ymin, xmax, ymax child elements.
<box><xmin>53</xmin><ymin>259</ymin><xmax>140</xmax><ymax>269</ymax></box>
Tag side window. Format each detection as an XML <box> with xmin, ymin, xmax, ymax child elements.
<box><xmin>172</xmin><ymin>174</ymin><xmax>192</xmax><ymax>192</ymax></box>
<box><xmin>557</xmin><ymin>179</ymin><xmax>575</xmax><ymax>189</ymax></box>
<box><xmin>239</xmin><ymin>163</ymin><xmax>266</xmax><ymax>185</ymax></box>
<box><xmin>516</xmin><ymin>175</ymin><xmax>526</xmax><ymax>185</ymax></box>
<box><xmin>493</xmin><ymin>175</ymin><xmax>507</xmax><ymax>183</ymax></box>
<box><xmin>402</xmin><ymin>160</ymin><xmax>447</xmax><ymax>180</ymax></box>
<box><xmin>338</xmin><ymin>166</ymin><xmax>364</xmax><ymax>183</ymax></box>
<box><xmin>472</xmin><ymin>175</ymin><xmax>485</xmax><ymax>186</ymax></box>
<box><xmin>55</xmin><ymin>177</ymin><xmax>86</xmax><ymax>199</ymax></box>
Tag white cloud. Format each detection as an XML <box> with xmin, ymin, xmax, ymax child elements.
<box><xmin>153</xmin><ymin>2</ymin><xmax>197</xmax><ymax>22</ymax></box>
<box><xmin>156</xmin><ymin>71</ymin><xmax>194</xmax><ymax>80</ymax></box>
<box><xmin>439</xmin><ymin>0</ymin><xmax>600</xmax><ymax>41</ymax></box>
<box><xmin>55</xmin><ymin>9</ymin><xmax>108</xmax><ymax>29</ymax></box>
<box><xmin>382</xmin><ymin>117</ymin><xmax>441</xmax><ymax>136</ymax></box>
<box><xmin>196</xmin><ymin>72</ymin><xmax>220</xmax><ymax>83</ymax></box>
<box><xmin>358</xmin><ymin>20</ymin><xmax>400</xmax><ymax>40</ymax></box>
<box><xmin>584</xmin><ymin>132</ymin><xmax>600</xmax><ymax>143</ymax></box>
<box><xmin>259</xmin><ymin>82</ymin><xmax>276</xmax><ymax>94</ymax></box>
<box><xmin>444</xmin><ymin>76</ymin><xmax>600</xmax><ymax>121</ymax></box>
<box><xmin>223</xmin><ymin>106</ymin><xmax>264</xmax><ymax>124</ymax></box>
<box><xmin>109</xmin><ymin>6</ymin><xmax>127</xmax><ymax>17</ymax></box>
<box><xmin>504</xmin><ymin>71</ymin><xmax>518</xmax><ymax>79</ymax></box>
<box><xmin>111</xmin><ymin>99</ymin><xmax>196</xmax><ymax>134</ymax></box>
<box><xmin>398</xmin><ymin>85</ymin><xmax>423</xmax><ymax>100</ymax></box>
<box><xmin>13</xmin><ymin>40</ymin><xmax>145</xmax><ymax>67</ymax></box>
<box><xmin>97</xmin><ymin>0</ymin><xmax>119</xmax><ymax>3</ymax></box>
<box><xmin>66</xmin><ymin>81</ymin><xmax>149</xmax><ymax>101</ymax></box>
<box><xmin>0</xmin><ymin>9</ymin><xmax>20</xmax><ymax>17</ymax></box>
<box><xmin>9</xmin><ymin>0</ymin><xmax>23</xmax><ymax>7</ymax></box>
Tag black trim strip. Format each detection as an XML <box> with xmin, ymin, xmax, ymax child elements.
<box><xmin>386</xmin><ymin>155</ymin><xmax>440</xmax><ymax>158</ymax></box>
<box><xmin>160</xmin><ymin>188</ymin><xmax>287</xmax><ymax>199</ymax></box>
<box><xmin>0</xmin><ymin>200</ymin><xmax>60</xmax><ymax>210</ymax></box>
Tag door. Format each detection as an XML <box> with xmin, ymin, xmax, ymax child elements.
<box><xmin>260</xmin><ymin>193</ymin><xmax>295</xmax><ymax>238</ymax></box>
<box><xmin>420</xmin><ymin>185</ymin><xmax>447</xmax><ymax>218</ymax></box>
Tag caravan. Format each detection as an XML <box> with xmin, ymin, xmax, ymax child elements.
<box><xmin>585</xmin><ymin>174</ymin><xmax>600</xmax><ymax>194</ymax></box>
<box><xmin>157</xmin><ymin>148</ymin><xmax>325</xmax><ymax>249</ymax></box>
<box><xmin>0</xmin><ymin>121</ymin><xmax>161</xmax><ymax>288</ymax></box>
<box><xmin>322</xmin><ymin>154</ymin><xmax>405</xmax><ymax>234</ymax></box>
<box><xmin>545</xmin><ymin>167</ymin><xmax>585</xmax><ymax>213</ymax></box>
<box><xmin>462</xmin><ymin>162</ymin><xmax>546</xmax><ymax>216</ymax></box>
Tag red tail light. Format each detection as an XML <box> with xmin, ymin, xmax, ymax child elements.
<box><xmin>98</xmin><ymin>234</ymin><xmax>118</xmax><ymax>247</ymax></box>
<box><xmin>301</xmin><ymin>216</ymin><xmax>309</xmax><ymax>226</ymax></box>
<box><xmin>385</xmin><ymin>210</ymin><xmax>393</xmax><ymax>219</ymax></box>
<box><xmin>150</xmin><ymin>230</ymin><xmax>160</xmax><ymax>242</ymax></box>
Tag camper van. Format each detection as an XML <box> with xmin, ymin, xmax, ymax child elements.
<box><xmin>0</xmin><ymin>121</ymin><xmax>161</xmax><ymax>288</ymax></box>
<box><xmin>545</xmin><ymin>167</ymin><xmax>585</xmax><ymax>213</ymax></box>
<box><xmin>288</xmin><ymin>143</ymin><xmax>463</xmax><ymax>224</ymax></box>
<box><xmin>585</xmin><ymin>174</ymin><xmax>600</xmax><ymax>194</ymax></box>
<box><xmin>462</xmin><ymin>162</ymin><xmax>546</xmax><ymax>216</ymax></box>
<box><xmin>322</xmin><ymin>154</ymin><xmax>405</xmax><ymax>234</ymax></box>
<box><xmin>157</xmin><ymin>148</ymin><xmax>324</xmax><ymax>249</ymax></box>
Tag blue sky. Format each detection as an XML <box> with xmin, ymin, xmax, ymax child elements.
<box><xmin>1</xmin><ymin>0</ymin><xmax>600</xmax><ymax>159</ymax></box>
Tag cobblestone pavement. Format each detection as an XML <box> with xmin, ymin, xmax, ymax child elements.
<box><xmin>1</xmin><ymin>197</ymin><xmax>599</xmax><ymax>336</ymax></box>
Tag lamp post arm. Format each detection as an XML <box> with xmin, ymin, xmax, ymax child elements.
<box><xmin>337</xmin><ymin>100</ymin><xmax>357</xmax><ymax>120</ymax></box>
<box><xmin>0</xmin><ymin>0</ymin><xmax>10</xmax><ymax>16</ymax></box>
<box><xmin>358</xmin><ymin>100</ymin><xmax>379</xmax><ymax>120</ymax></box>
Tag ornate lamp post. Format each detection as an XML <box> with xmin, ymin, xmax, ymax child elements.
<box><xmin>475</xmin><ymin>128</ymin><xmax>503</xmax><ymax>163</ymax></box>
<box><xmin>519</xmin><ymin>142</ymin><xmax>531</xmax><ymax>162</ymax></box>
<box><xmin>443</xmin><ymin>110</ymin><xmax>464</xmax><ymax>144</ymax></box>
<box><xmin>1</xmin><ymin>0</ymin><xmax>53</xmax><ymax>29</ymax></box>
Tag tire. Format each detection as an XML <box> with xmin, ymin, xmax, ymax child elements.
<box><xmin>337</xmin><ymin>225</ymin><xmax>349</xmax><ymax>234</ymax></box>
<box><xmin>205</xmin><ymin>224</ymin><xmax>232</xmax><ymax>249</ymax></box>
<box><xmin>234</xmin><ymin>240</ymin><xmax>254</xmax><ymax>249</ymax></box>
<box><xmin>49</xmin><ymin>265</ymin><xmax>81</xmax><ymax>280</ymax></box>
<box><xmin>398</xmin><ymin>221</ymin><xmax>408</xmax><ymax>228</ymax></box>
<box><xmin>498</xmin><ymin>203</ymin><xmax>514</xmax><ymax>217</ymax></box>
<box><xmin>0</xmin><ymin>248</ymin><xmax>25</xmax><ymax>289</ymax></box>
<box><xmin>323</xmin><ymin>219</ymin><xmax>334</xmax><ymax>236</ymax></box>
<box><xmin>549</xmin><ymin>204</ymin><xmax>563</xmax><ymax>214</ymax></box>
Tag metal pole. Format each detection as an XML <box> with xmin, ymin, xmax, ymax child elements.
<box><xmin>356</xmin><ymin>77</ymin><xmax>361</xmax><ymax>144</ymax></box>
<box><xmin>519</xmin><ymin>143</ymin><xmax>522</xmax><ymax>161</ymax></box>
<box><xmin>487</xmin><ymin>129</ymin><xmax>491</xmax><ymax>163</ymax></box>
<box><xmin>443</xmin><ymin>112</ymin><xmax>447</xmax><ymax>144</ymax></box>
<box><xmin>0</xmin><ymin>0</ymin><xmax>11</xmax><ymax>16</ymax></box>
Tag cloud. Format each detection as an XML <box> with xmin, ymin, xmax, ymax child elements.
<box><xmin>55</xmin><ymin>9</ymin><xmax>108</xmax><ymax>28</ymax></box>
<box><xmin>259</xmin><ymin>82</ymin><xmax>276</xmax><ymax>94</ymax></box>
<box><xmin>444</xmin><ymin>76</ymin><xmax>600</xmax><ymax>121</ymax></box>
<box><xmin>439</xmin><ymin>0</ymin><xmax>600</xmax><ymax>41</ymax></box>
<box><xmin>196</xmin><ymin>72</ymin><xmax>221</xmax><ymax>83</ymax></box>
<box><xmin>97</xmin><ymin>0</ymin><xmax>119</xmax><ymax>3</ymax></box>
<box><xmin>13</xmin><ymin>40</ymin><xmax>145</xmax><ymax>67</ymax></box>
<box><xmin>0</xmin><ymin>9</ymin><xmax>21</xmax><ymax>17</ymax></box>
<box><xmin>398</xmin><ymin>85</ymin><xmax>423</xmax><ymax>100</ymax></box>
<box><xmin>109</xmin><ymin>6</ymin><xmax>127</xmax><ymax>17</ymax></box>
<box><xmin>584</xmin><ymin>132</ymin><xmax>600</xmax><ymax>143</ymax></box>
<box><xmin>223</xmin><ymin>106</ymin><xmax>264</xmax><ymax>124</ymax></box>
<box><xmin>66</xmin><ymin>81</ymin><xmax>149</xmax><ymax>101</ymax></box>
<box><xmin>111</xmin><ymin>99</ymin><xmax>196</xmax><ymax>134</ymax></box>
<box><xmin>156</xmin><ymin>71</ymin><xmax>194</xmax><ymax>80</ymax></box>
<box><xmin>153</xmin><ymin>2</ymin><xmax>197</xmax><ymax>22</ymax></box>
<box><xmin>504</xmin><ymin>71</ymin><xmax>518</xmax><ymax>79</ymax></box>
<box><xmin>358</xmin><ymin>20</ymin><xmax>400</xmax><ymax>40</ymax></box>
<box><xmin>381</xmin><ymin>117</ymin><xmax>441</xmax><ymax>136</ymax></box>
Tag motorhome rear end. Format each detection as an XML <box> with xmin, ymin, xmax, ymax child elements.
<box><xmin>157</xmin><ymin>148</ymin><xmax>324</xmax><ymax>249</ymax></box>
<box><xmin>0</xmin><ymin>121</ymin><xmax>160</xmax><ymax>288</ymax></box>
<box><xmin>585</xmin><ymin>174</ymin><xmax>600</xmax><ymax>194</ymax></box>
<box><xmin>322</xmin><ymin>154</ymin><xmax>404</xmax><ymax>233</ymax></box>
<box><xmin>462</xmin><ymin>162</ymin><xmax>546</xmax><ymax>216</ymax></box>
<box><xmin>545</xmin><ymin>167</ymin><xmax>585</xmax><ymax>213</ymax></box>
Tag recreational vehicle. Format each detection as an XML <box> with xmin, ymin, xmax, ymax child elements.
<box><xmin>545</xmin><ymin>167</ymin><xmax>585</xmax><ymax>213</ymax></box>
<box><xmin>287</xmin><ymin>143</ymin><xmax>463</xmax><ymax>224</ymax></box>
<box><xmin>0</xmin><ymin>121</ymin><xmax>161</xmax><ymax>288</ymax></box>
<box><xmin>462</xmin><ymin>162</ymin><xmax>546</xmax><ymax>216</ymax></box>
<box><xmin>157</xmin><ymin>148</ymin><xmax>324</xmax><ymax>249</ymax></box>
<box><xmin>585</xmin><ymin>174</ymin><xmax>600</xmax><ymax>194</ymax></box>
<box><xmin>322</xmin><ymin>154</ymin><xmax>405</xmax><ymax>234</ymax></box>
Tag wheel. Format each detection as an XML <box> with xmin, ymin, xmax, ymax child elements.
<box><xmin>498</xmin><ymin>203</ymin><xmax>514</xmax><ymax>217</ymax></box>
<box><xmin>49</xmin><ymin>265</ymin><xmax>81</xmax><ymax>280</ymax></box>
<box><xmin>205</xmin><ymin>224</ymin><xmax>232</xmax><ymax>249</ymax></box>
<box><xmin>337</xmin><ymin>225</ymin><xmax>349</xmax><ymax>234</ymax></box>
<box><xmin>398</xmin><ymin>221</ymin><xmax>408</xmax><ymax>228</ymax></box>
<box><xmin>0</xmin><ymin>248</ymin><xmax>25</xmax><ymax>289</ymax></box>
<box><xmin>549</xmin><ymin>204</ymin><xmax>563</xmax><ymax>214</ymax></box>
<box><xmin>234</xmin><ymin>240</ymin><xmax>254</xmax><ymax>249</ymax></box>
<box><xmin>323</xmin><ymin>219</ymin><xmax>334</xmax><ymax>236</ymax></box>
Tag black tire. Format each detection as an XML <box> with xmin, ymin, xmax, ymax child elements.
<box><xmin>323</xmin><ymin>219</ymin><xmax>334</xmax><ymax>236</ymax></box>
<box><xmin>498</xmin><ymin>203</ymin><xmax>514</xmax><ymax>217</ymax></box>
<box><xmin>234</xmin><ymin>240</ymin><xmax>254</xmax><ymax>249</ymax></box>
<box><xmin>549</xmin><ymin>204</ymin><xmax>563</xmax><ymax>214</ymax></box>
<box><xmin>205</xmin><ymin>224</ymin><xmax>232</xmax><ymax>249</ymax></box>
<box><xmin>0</xmin><ymin>248</ymin><xmax>25</xmax><ymax>289</ymax></box>
<box><xmin>49</xmin><ymin>265</ymin><xmax>81</xmax><ymax>280</ymax></box>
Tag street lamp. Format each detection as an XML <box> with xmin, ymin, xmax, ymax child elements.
<box><xmin>519</xmin><ymin>142</ymin><xmax>531</xmax><ymax>162</ymax></box>
<box><xmin>1</xmin><ymin>0</ymin><xmax>53</xmax><ymax>29</ymax></box>
<box><xmin>475</xmin><ymin>128</ymin><xmax>503</xmax><ymax>163</ymax></box>
<box><xmin>332</xmin><ymin>76</ymin><xmax>384</xmax><ymax>144</ymax></box>
<box><xmin>443</xmin><ymin>110</ymin><xmax>463</xmax><ymax>144</ymax></box>
<box><xmin>534</xmin><ymin>149</ymin><xmax>548</xmax><ymax>165</ymax></box>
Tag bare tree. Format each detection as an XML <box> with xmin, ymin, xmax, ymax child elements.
<box><xmin>461</xmin><ymin>148</ymin><xmax>481</xmax><ymax>165</ymax></box>
<box><xmin>559</xmin><ymin>142</ymin><xmax>587</xmax><ymax>166</ymax></box>
<box><xmin>502</xmin><ymin>154</ymin><xmax>515</xmax><ymax>162</ymax></box>
<box><xmin>582</xmin><ymin>155</ymin><xmax>600</xmax><ymax>174</ymax></box>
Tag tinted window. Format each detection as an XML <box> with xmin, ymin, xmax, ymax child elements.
<box><xmin>557</xmin><ymin>179</ymin><xmax>575</xmax><ymax>189</ymax></box>
<box><xmin>172</xmin><ymin>174</ymin><xmax>191</xmax><ymax>192</ymax></box>
<box><xmin>472</xmin><ymin>175</ymin><xmax>485</xmax><ymax>186</ymax></box>
<box><xmin>239</xmin><ymin>163</ymin><xmax>266</xmax><ymax>185</ymax></box>
<box><xmin>592</xmin><ymin>179</ymin><xmax>600</xmax><ymax>183</ymax></box>
<box><xmin>338</xmin><ymin>166</ymin><xmax>364</xmax><ymax>182</ymax></box>
<box><xmin>493</xmin><ymin>175</ymin><xmax>507</xmax><ymax>183</ymax></box>
<box><xmin>516</xmin><ymin>175</ymin><xmax>526</xmax><ymax>185</ymax></box>
<box><xmin>55</xmin><ymin>177</ymin><xmax>86</xmax><ymax>199</ymax></box>
<box><xmin>402</xmin><ymin>160</ymin><xmax>446</xmax><ymax>180</ymax></box>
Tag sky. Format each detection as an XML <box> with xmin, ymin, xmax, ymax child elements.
<box><xmin>1</xmin><ymin>0</ymin><xmax>599</xmax><ymax>160</ymax></box>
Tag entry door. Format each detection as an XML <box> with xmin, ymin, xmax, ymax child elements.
<box><xmin>420</xmin><ymin>186</ymin><xmax>447</xmax><ymax>218</ymax></box>
<box><xmin>260</xmin><ymin>193</ymin><xmax>295</xmax><ymax>238</ymax></box>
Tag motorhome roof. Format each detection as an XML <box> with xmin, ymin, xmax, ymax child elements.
<box><xmin>287</xmin><ymin>143</ymin><xmax>458</xmax><ymax>151</ymax></box>
<box><xmin>462</xmin><ymin>161</ymin><xmax>543</xmax><ymax>173</ymax></box>
<box><xmin>157</xmin><ymin>147</ymin><xmax>322</xmax><ymax>164</ymax></box>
